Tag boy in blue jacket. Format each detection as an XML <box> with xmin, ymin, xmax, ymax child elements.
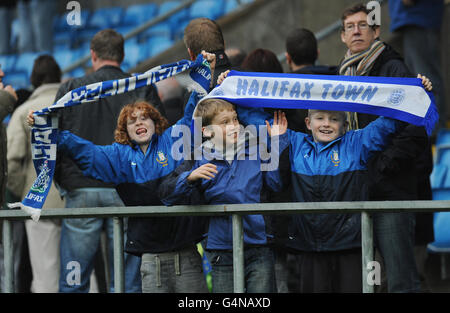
<box><xmin>29</xmin><ymin>96</ymin><xmax>208</xmax><ymax>293</ymax></box>
<box><xmin>214</xmin><ymin>71</ymin><xmax>432</xmax><ymax>292</ymax></box>
<box><xmin>158</xmin><ymin>98</ymin><xmax>289</xmax><ymax>293</ymax></box>
<box><xmin>27</xmin><ymin>51</ymin><xmax>217</xmax><ymax>293</ymax></box>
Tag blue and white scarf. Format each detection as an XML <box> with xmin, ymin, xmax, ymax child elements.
<box><xmin>202</xmin><ymin>70</ymin><xmax>438</xmax><ymax>135</ymax></box>
<box><xmin>8</xmin><ymin>54</ymin><xmax>212</xmax><ymax>221</ymax></box>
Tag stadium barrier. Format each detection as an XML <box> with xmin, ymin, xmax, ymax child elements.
<box><xmin>2</xmin><ymin>200</ymin><xmax>450</xmax><ymax>293</ymax></box>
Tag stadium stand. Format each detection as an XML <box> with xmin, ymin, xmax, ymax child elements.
<box><xmin>429</xmin><ymin>129</ymin><xmax>450</xmax><ymax>279</ymax></box>
<box><xmin>0</xmin><ymin>0</ymin><xmax>254</xmax><ymax>88</ymax></box>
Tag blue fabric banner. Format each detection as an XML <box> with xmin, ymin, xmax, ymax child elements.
<box><xmin>201</xmin><ymin>70</ymin><xmax>438</xmax><ymax>136</ymax></box>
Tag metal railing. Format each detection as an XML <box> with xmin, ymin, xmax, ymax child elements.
<box><xmin>2</xmin><ymin>200</ymin><xmax>450</xmax><ymax>293</ymax></box>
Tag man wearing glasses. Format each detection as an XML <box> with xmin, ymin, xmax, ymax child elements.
<box><xmin>337</xmin><ymin>3</ymin><xmax>433</xmax><ymax>293</ymax></box>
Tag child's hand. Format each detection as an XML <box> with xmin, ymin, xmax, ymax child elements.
<box><xmin>266</xmin><ymin>110</ymin><xmax>287</xmax><ymax>137</ymax></box>
<box><xmin>217</xmin><ymin>70</ymin><xmax>230</xmax><ymax>85</ymax></box>
<box><xmin>187</xmin><ymin>163</ymin><xmax>218</xmax><ymax>182</ymax></box>
<box><xmin>201</xmin><ymin>50</ymin><xmax>216</xmax><ymax>89</ymax></box>
<box><xmin>27</xmin><ymin>110</ymin><xmax>35</xmax><ymax>126</ymax></box>
<box><xmin>418</xmin><ymin>74</ymin><xmax>432</xmax><ymax>91</ymax></box>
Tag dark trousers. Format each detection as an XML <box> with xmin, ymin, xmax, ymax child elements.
<box><xmin>288</xmin><ymin>248</ymin><xmax>362</xmax><ymax>293</ymax></box>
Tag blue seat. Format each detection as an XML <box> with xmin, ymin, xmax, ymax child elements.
<box><xmin>427</xmin><ymin>211</ymin><xmax>450</xmax><ymax>280</ymax></box>
<box><xmin>436</xmin><ymin>129</ymin><xmax>450</xmax><ymax>147</ymax></box>
<box><xmin>158</xmin><ymin>1</ymin><xmax>189</xmax><ymax>28</ymax></box>
<box><xmin>139</xmin><ymin>22</ymin><xmax>173</xmax><ymax>42</ymax></box>
<box><xmin>171</xmin><ymin>19</ymin><xmax>191</xmax><ymax>41</ymax></box>
<box><xmin>2</xmin><ymin>71</ymin><xmax>29</xmax><ymax>89</ymax></box>
<box><xmin>54</xmin><ymin>10</ymin><xmax>90</xmax><ymax>32</ymax></box>
<box><xmin>14</xmin><ymin>52</ymin><xmax>40</xmax><ymax>77</ymax></box>
<box><xmin>224</xmin><ymin>0</ymin><xmax>239</xmax><ymax>14</ymax></box>
<box><xmin>122</xmin><ymin>41</ymin><xmax>144</xmax><ymax>72</ymax></box>
<box><xmin>145</xmin><ymin>36</ymin><xmax>174</xmax><ymax>58</ymax></box>
<box><xmin>435</xmin><ymin>144</ymin><xmax>450</xmax><ymax>164</ymax></box>
<box><xmin>189</xmin><ymin>0</ymin><xmax>225</xmax><ymax>20</ymax></box>
<box><xmin>0</xmin><ymin>54</ymin><xmax>17</xmax><ymax>73</ymax></box>
<box><xmin>88</xmin><ymin>7</ymin><xmax>124</xmax><ymax>29</ymax></box>
<box><xmin>428</xmin><ymin>212</ymin><xmax>450</xmax><ymax>253</ymax></box>
<box><xmin>122</xmin><ymin>3</ymin><xmax>158</xmax><ymax>27</ymax></box>
<box><xmin>53</xmin><ymin>49</ymin><xmax>82</xmax><ymax>72</ymax></box>
<box><xmin>72</xmin><ymin>28</ymin><xmax>102</xmax><ymax>48</ymax></box>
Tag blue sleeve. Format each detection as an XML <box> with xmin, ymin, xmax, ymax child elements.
<box><xmin>160</xmin><ymin>91</ymin><xmax>201</xmax><ymax>146</ymax></box>
<box><xmin>262</xmin><ymin>132</ymin><xmax>289</xmax><ymax>192</ymax></box>
<box><xmin>349</xmin><ymin>117</ymin><xmax>405</xmax><ymax>165</ymax></box>
<box><xmin>236</xmin><ymin>105</ymin><xmax>272</xmax><ymax>127</ymax></box>
<box><xmin>158</xmin><ymin>159</ymin><xmax>199</xmax><ymax>205</ymax></box>
<box><xmin>58</xmin><ymin>130</ymin><xmax>126</xmax><ymax>184</ymax></box>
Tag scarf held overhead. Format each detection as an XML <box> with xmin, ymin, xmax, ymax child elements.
<box><xmin>201</xmin><ymin>70</ymin><xmax>438</xmax><ymax>136</ymax></box>
<box><xmin>8</xmin><ymin>54</ymin><xmax>212</xmax><ymax>221</ymax></box>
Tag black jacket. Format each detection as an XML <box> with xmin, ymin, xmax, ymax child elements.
<box><xmin>350</xmin><ymin>44</ymin><xmax>434</xmax><ymax>244</ymax></box>
<box><xmin>54</xmin><ymin>65</ymin><xmax>163</xmax><ymax>192</ymax></box>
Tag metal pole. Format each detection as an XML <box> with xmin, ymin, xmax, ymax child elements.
<box><xmin>361</xmin><ymin>211</ymin><xmax>374</xmax><ymax>293</ymax></box>
<box><xmin>113</xmin><ymin>217</ymin><xmax>124</xmax><ymax>293</ymax></box>
<box><xmin>232</xmin><ymin>214</ymin><xmax>245</xmax><ymax>293</ymax></box>
<box><xmin>2</xmin><ymin>220</ymin><xmax>14</xmax><ymax>293</ymax></box>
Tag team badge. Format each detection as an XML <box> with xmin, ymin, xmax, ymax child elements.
<box><xmin>156</xmin><ymin>151</ymin><xmax>168</xmax><ymax>167</ymax></box>
<box><xmin>331</xmin><ymin>150</ymin><xmax>340</xmax><ymax>166</ymax></box>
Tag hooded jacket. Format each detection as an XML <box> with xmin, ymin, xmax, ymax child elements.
<box><xmin>158</xmin><ymin>132</ymin><xmax>289</xmax><ymax>250</ymax></box>
<box><xmin>0</xmin><ymin>89</ymin><xmax>15</xmax><ymax>207</ymax></box>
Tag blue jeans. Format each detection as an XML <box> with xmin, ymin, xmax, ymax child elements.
<box><xmin>0</xmin><ymin>7</ymin><xmax>13</xmax><ymax>54</ymax></box>
<box><xmin>17</xmin><ymin>0</ymin><xmax>55</xmax><ymax>53</ymax></box>
<box><xmin>401</xmin><ymin>26</ymin><xmax>446</xmax><ymax>130</ymax></box>
<box><xmin>59</xmin><ymin>188</ymin><xmax>141</xmax><ymax>293</ymax></box>
<box><xmin>373</xmin><ymin>212</ymin><xmax>421</xmax><ymax>292</ymax></box>
<box><xmin>205</xmin><ymin>246</ymin><xmax>276</xmax><ymax>293</ymax></box>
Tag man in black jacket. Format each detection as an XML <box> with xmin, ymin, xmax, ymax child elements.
<box><xmin>55</xmin><ymin>29</ymin><xmax>163</xmax><ymax>293</ymax></box>
<box><xmin>338</xmin><ymin>3</ymin><xmax>433</xmax><ymax>292</ymax></box>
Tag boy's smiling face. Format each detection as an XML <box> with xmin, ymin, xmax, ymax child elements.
<box><xmin>305</xmin><ymin>110</ymin><xmax>348</xmax><ymax>143</ymax></box>
<box><xmin>203</xmin><ymin>109</ymin><xmax>240</xmax><ymax>147</ymax></box>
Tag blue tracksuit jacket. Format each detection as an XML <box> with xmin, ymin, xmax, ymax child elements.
<box><xmin>237</xmin><ymin>107</ymin><xmax>404</xmax><ymax>251</ymax></box>
<box><xmin>158</xmin><ymin>133</ymin><xmax>289</xmax><ymax>250</ymax></box>
<box><xmin>58</xmin><ymin>92</ymin><xmax>209</xmax><ymax>255</ymax></box>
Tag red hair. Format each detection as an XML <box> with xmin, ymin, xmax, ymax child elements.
<box><xmin>114</xmin><ymin>101</ymin><xmax>169</xmax><ymax>146</ymax></box>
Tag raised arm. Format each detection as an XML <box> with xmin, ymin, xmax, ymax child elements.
<box><xmin>58</xmin><ymin>130</ymin><xmax>127</xmax><ymax>185</ymax></box>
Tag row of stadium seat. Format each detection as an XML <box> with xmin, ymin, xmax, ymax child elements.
<box><xmin>429</xmin><ymin>129</ymin><xmax>450</xmax><ymax>260</ymax></box>
<box><xmin>1</xmin><ymin>0</ymin><xmax>254</xmax><ymax>89</ymax></box>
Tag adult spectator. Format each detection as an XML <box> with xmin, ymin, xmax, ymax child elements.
<box><xmin>54</xmin><ymin>29</ymin><xmax>163</xmax><ymax>293</ymax></box>
<box><xmin>388</xmin><ymin>1</ymin><xmax>442</xmax><ymax>289</ymax></box>
<box><xmin>225</xmin><ymin>47</ymin><xmax>247</xmax><ymax>70</ymax></box>
<box><xmin>6</xmin><ymin>55</ymin><xmax>64</xmax><ymax>292</ymax></box>
<box><xmin>17</xmin><ymin>0</ymin><xmax>55</xmax><ymax>53</ymax></box>
<box><xmin>388</xmin><ymin>0</ymin><xmax>446</xmax><ymax>132</ymax></box>
<box><xmin>183</xmin><ymin>18</ymin><xmax>231</xmax><ymax>88</ymax></box>
<box><xmin>0</xmin><ymin>1</ymin><xmax>16</xmax><ymax>55</ymax></box>
<box><xmin>285</xmin><ymin>28</ymin><xmax>338</xmax><ymax>133</ymax></box>
<box><xmin>338</xmin><ymin>2</ymin><xmax>431</xmax><ymax>292</ymax></box>
<box><xmin>0</xmin><ymin>65</ymin><xmax>17</xmax><ymax>291</ymax></box>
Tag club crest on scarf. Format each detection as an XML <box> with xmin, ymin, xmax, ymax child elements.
<box><xmin>387</xmin><ymin>88</ymin><xmax>406</xmax><ymax>107</ymax></box>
